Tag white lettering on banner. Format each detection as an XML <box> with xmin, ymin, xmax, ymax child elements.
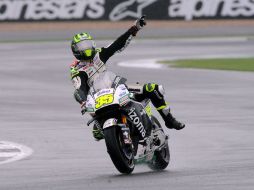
<box><xmin>87</xmin><ymin>0</ymin><xmax>104</xmax><ymax>18</ymax></box>
<box><xmin>168</xmin><ymin>0</ymin><xmax>254</xmax><ymax>21</ymax></box>
<box><xmin>0</xmin><ymin>0</ymin><xmax>105</xmax><ymax>20</ymax></box>
<box><xmin>222</xmin><ymin>0</ymin><xmax>254</xmax><ymax>17</ymax></box>
<box><xmin>109</xmin><ymin>0</ymin><xmax>158</xmax><ymax>21</ymax></box>
<box><xmin>0</xmin><ymin>1</ymin><xmax>26</xmax><ymax>20</ymax></box>
<box><xmin>1</xmin><ymin>0</ymin><xmax>254</xmax><ymax>21</ymax></box>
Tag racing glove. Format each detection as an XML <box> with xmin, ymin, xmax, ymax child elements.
<box><xmin>81</xmin><ymin>101</ymin><xmax>86</xmax><ymax>115</ymax></box>
<box><xmin>135</xmin><ymin>15</ymin><xmax>146</xmax><ymax>30</ymax></box>
<box><xmin>129</xmin><ymin>15</ymin><xmax>146</xmax><ymax>36</ymax></box>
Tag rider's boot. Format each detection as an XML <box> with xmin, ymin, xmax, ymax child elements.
<box><xmin>92</xmin><ymin>120</ymin><xmax>104</xmax><ymax>141</ymax></box>
<box><xmin>142</xmin><ymin>83</ymin><xmax>185</xmax><ymax>130</ymax></box>
<box><xmin>158</xmin><ymin>106</ymin><xmax>185</xmax><ymax>130</ymax></box>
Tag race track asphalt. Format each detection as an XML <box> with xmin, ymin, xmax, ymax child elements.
<box><xmin>0</xmin><ymin>37</ymin><xmax>254</xmax><ymax>190</ymax></box>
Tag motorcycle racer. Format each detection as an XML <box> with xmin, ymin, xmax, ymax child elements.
<box><xmin>70</xmin><ymin>16</ymin><xmax>185</xmax><ymax>140</ymax></box>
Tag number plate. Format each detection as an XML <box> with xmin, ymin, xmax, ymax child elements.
<box><xmin>95</xmin><ymin>94</ymin><xmax>114</xmax><ymax>109</ymax></box>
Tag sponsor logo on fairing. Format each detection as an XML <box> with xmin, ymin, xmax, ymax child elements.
<box><xmin>120</xmin><ymin>86</ymin><xmax>127</xmax><ymax>91</ymax></box>
<box><xmin>119</xmin><ymin>91</ymin><xmax>127</xmax><ymax>97</ymax></box>
<box><xmin>128</xmin><ymin>108</ymin><xmax>146</xmax><ymax>138</ymax></box>
<box><xmin>103</xmin><ymin>118</ymin><xmax>117</xmax><ymax>129</ymax></box>
<box><xmin>119</xmin><ymin>95</ymin><xmax>130</xmax><ymax>106</ymax></box>
<box><xmin>113</xmin><ymin>76</ymin><xmax>121</xmax><ymax>87</ymax></box>
<box><xmin>96</xmin><ymin>89</ymin><xmax>112</xmax><ymax>96</ymax></box>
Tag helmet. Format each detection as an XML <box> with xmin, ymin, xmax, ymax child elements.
<box><xmin>71</xmin><ymin>32</ymin><xmax>96</xmax><ymax>61</ymax></box>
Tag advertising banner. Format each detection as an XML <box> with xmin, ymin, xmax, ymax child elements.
<box><xmin>0</xmin><ymin>0</ymin><xmax>253</xmax><ymax>21</ymax></box>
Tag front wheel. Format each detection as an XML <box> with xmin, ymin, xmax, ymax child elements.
<box><xmin>104</xmin><ymin>126</ymin><xmax>135</xmax><ymax>174</ymax></box>
<box><xmin>148</xmin><ymin>116</ymin><xmax>170</xmax><ymax>170</ymax></box>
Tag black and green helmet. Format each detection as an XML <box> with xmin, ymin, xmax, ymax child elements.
<box><xmin>71</xmin><ymin>32</ymin><xmax>96</xmax><ymax>61</ymax></box>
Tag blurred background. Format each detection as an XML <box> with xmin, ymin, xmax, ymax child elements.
<box><xmin>0</xmin><ymin>1</ymin><xmax>254</xmax><ymax>190</ymax></box>
<box><xmin>0</xmin><ymin>0</ymin><xmax>254</xmax><ymax>41</ymax></box>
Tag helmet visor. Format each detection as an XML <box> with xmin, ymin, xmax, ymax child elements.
<box><xmin>75</xmin><ymin>40</ymin><xmax>95</xmax><ymax>51</ymax></box>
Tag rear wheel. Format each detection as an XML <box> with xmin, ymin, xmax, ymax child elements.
<box><xmin>148</xmin><ymin>116</ymin><xmax>170</xmax><ymax>170</ymax></box>
<box><xmin>104</xmin><ymin>126</ymin><xmax>134</xmax><ymax>174</ymax></box>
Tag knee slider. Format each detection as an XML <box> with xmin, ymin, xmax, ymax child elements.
<box><xmin>144</xmin><ymin>83</ymin><xmax>165</xmax><ymax>101</ymax></box>
<box><xmin>145</xmin><ymin>83</ymin><xmax>165</xmax><ymax>95</ymax></box>
<box><xmin>145</xmin><ymin>83</ymin><xmax>157</xmax><ymax>93</ymax></box>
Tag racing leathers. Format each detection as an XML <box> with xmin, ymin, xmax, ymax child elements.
<box><xmin>70</xmin><ymin>26</ymin><xmax>185</xmax><ymax>140</ymax></box>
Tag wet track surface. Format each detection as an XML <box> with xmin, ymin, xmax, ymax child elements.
<box><xmin>0</xmin><ymin>38</ymin><xmax>254</xmax><ymax>190</ymax></box>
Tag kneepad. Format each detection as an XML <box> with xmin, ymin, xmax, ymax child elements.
<box><xmin>144</xmin><ymin>83</ymin><xmax>165</xmax><ymax>98</ymax></box>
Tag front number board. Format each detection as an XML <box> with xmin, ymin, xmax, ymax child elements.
<box><xmin>95</xmin><ymin>94</ymin><xmax>114</xmax><ymax>109</ymax></box>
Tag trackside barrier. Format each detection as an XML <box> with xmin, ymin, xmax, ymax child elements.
<box><xmin>0</xmin><ymin>0</ymin><xmax>253</xmax><ymax>21</ymax></box>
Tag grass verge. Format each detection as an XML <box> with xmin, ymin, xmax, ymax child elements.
<box><xmin>159</xmin><ymin>58</ymin><xmax>254</xmax><ymax>72</ymax></box>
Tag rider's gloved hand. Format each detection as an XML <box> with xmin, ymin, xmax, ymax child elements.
<box><xmin>81</xmin><ymin>101</ymin><xmax>86</xmax><ymax>115</ymax></box>
<box><xmin>135</xmin><ymin>15</ymin><xmax>146</xmax><ymax>30</ymax></box>
<box><xmin>129</xmin><ymin>15</ymin><xmax>146</xmax><ymax>36</ymax></box>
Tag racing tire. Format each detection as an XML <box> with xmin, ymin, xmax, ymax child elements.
<box><xmin>104</xmin><ymin>126</ymin><xmax>135</xmax><ymax>174</ymax></box>
<box><xmin>148</xmin><ymin>116</ymin><xmax>170</xmax><ymax>170</ymax></box>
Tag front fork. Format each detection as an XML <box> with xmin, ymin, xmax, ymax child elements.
<box><xmin>118</xmin><ymin>123</ymin><xmax>132</xmax><ymax>145</ymax></box>
<box><xmin>102</xmin><ymin>118</ymin><xmax>132</xmax><ymax>145</ymax></box>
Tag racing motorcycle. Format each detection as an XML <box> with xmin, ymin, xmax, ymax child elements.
<box><xmin>84</xmin><ymin>71</ymin><xmax>170</xmax><ymax>174</ymax></box>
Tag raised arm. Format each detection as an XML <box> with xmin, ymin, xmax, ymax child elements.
<box><xmin>99</xmin><ymin>15</ymin><xmax>146</xmax><ymax>63</ymax></box>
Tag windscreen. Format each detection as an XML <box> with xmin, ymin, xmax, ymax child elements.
<box><xmin>92</xmin><ymin>71</ymin><xmax>117</xmax><ymax>92</ymax></box>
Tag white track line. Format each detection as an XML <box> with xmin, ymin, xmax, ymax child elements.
<box><xmin>0</xmin><ymin>153</ymin><xmax>19</xmax><ymax>158</ymax></box>
<box><xmin>117</xmin><ymin>54</ymin><xmax>253</xmax><ymax>69</ymax></box>
<box><xmin>118</xmin><ymin>59</ymin><xmax>163</xmax><ymax>69</ymax></box>
<box><xmin>0</xmin><ymin>141</ymin><xmax>33</xmax><ymax>165</ymax></box>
